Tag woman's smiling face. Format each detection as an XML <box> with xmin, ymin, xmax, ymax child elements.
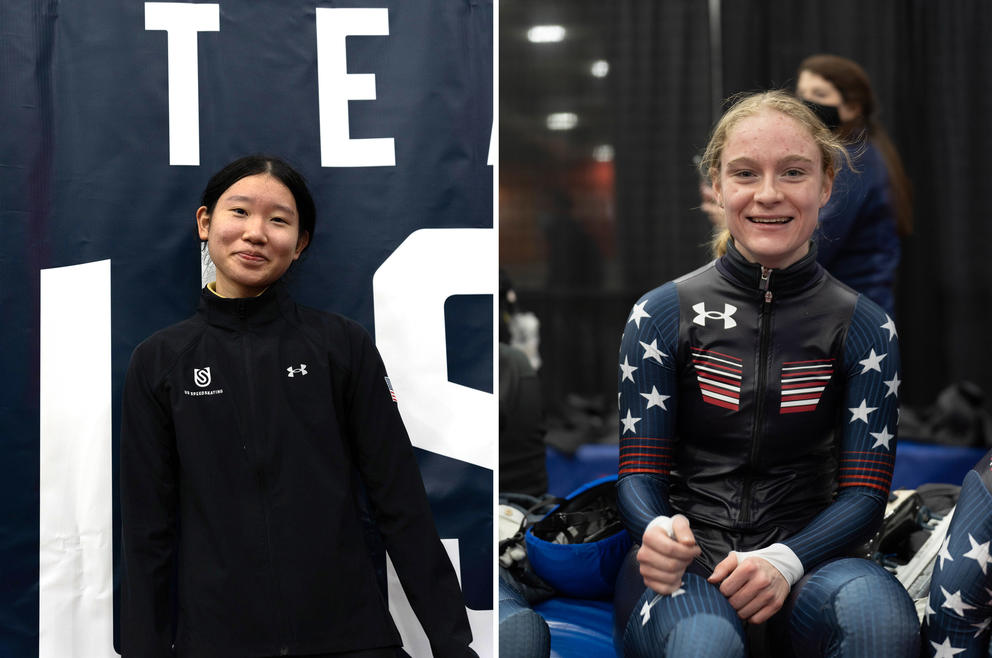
<box><xmin>196</xmin><ymin>173</ymin><xmax>309</xmax><ymax>298</ymax></box>
<box><xmin>712</xmin><ymin>108</ymin><xmax>833</xmax><ymax>270</ymax></box>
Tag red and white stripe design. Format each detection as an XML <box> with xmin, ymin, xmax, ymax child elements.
<box><xmin>691</xmin><ymin>347</ymin><xmax>742</xmax><ymax>411</ymax></box>
<box><xmin>780</xmin><ymin>359</ymin><xmax>834</xmax><ymax>414</ymax></box>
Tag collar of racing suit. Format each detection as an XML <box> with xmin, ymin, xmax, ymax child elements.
<box><xmin>717</xmin><ymin>237</ymin><xmax>825</xmax><ymax>298</ymax></box>
<box><xmin>199</xmin><ymin>280</ymin><xmax>288</xmax><ymax>329</ymax></box>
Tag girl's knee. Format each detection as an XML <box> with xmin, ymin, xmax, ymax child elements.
<box><xmin>667</xmin><ymin>614</ymin><xmax>745</xmax><ymax>657</ymax></box>
<box><xmin>625</xmin><ymin>612</ymin><xmax>745</xmax><ymax>658</ymax></box>
<box><xmin>830</xmin><ymin>562</ymin><xmax>919</xmax><ymax>655</ymax></box>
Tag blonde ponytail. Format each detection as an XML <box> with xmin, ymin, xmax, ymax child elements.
<box><xmin>711</xmin><ymin>228</ymin><xmax>731</xmax><ymax>259</ymax></box>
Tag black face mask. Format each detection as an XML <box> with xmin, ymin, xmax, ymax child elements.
<box><xmin>802</xmin><ymin>99</ymin><xmax>842</xmax><ymax>131</ymax></box>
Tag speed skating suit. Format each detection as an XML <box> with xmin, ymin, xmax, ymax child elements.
<box><xmin>615</xmin><ymin>240</ymin><xmax>918</xmax><ymax>656</ymax></box>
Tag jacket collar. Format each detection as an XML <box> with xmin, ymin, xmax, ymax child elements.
<box><xmin>200</xmin><ymin>281</ymin><xmax>287</xmax><ymax>329</ymax></box>
<box><xmin>715</xmin><ymin>238</ymin><xmax>824</xmax><ymax>297</ymax></box>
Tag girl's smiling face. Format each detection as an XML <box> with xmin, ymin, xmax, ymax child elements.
<box><xmin>196</xmin><ymin>174</ymin><xmax>309</xmax><ymax>298</ymax></box>
<box><xmin>712</xmin><ymin>109</ymin><xmax>833</xmax><ymax>270</ymax></box>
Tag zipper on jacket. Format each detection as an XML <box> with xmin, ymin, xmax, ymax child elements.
<box><xmin>739</xmin><ymin>266</ymin><xmax>773</xmax><ymax>525</ymax></box>
<box><xmin>241</xmin><ymin>330</ymin><xmax>292</xmax><ymax>651</ymax></box>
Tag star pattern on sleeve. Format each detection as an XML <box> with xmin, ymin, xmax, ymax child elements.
<box><xmin>858</xmin><ymin>348</ymin><xmax>887</xmax><ymax>374</ymax></box>
<box><xmin>880</xmin><ymin>315</ymin><xmax>898</xmax><ymax>341</ymax></box>
<box><xmin>640</xmin><ymin>386</ymin><xmax>670</xmax><ymax>411</ymax></box>
<box><xmin>834</xmin><ymin>304</ymin><xmax>902</xmax><ymax>501</ymax></box>
<box><xmin>848</xmin><ymin>399</ymin><xmax>878</xmax><ymax>424</ymax></box>
<box><xmin>621</xmin><ymin>409</ymin><xmax>641</xmax><ymax>434</ymax></box>
<box><xmin>620</xmin><ymin>356</ymin><xmax>638</xmax><ymax>382</ymax></box>
<box><xmin>639</xmin><ymin>339</ymin><xmax>667</xmax><ymax>364</ymax></box>
<box><xmin>869</xmin><ymin>425</ymin><xmax>894</xmax><ymax>451</ymax></box>
<box><xmin>883</xmin><ymin>373</ymin><xmax>901</xmax><ymax>398</ymax></box>
<box><xmin>628</xmin><ymin>300</ymin><xmax>650</xmax><ymax>328</ymax></box>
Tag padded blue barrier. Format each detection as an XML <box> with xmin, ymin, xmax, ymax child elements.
<box><xmin>546</xmin><ymin>445</ymin><xmax>621</xmax><ymax>498</ymax></box>
<box><xmin>890</xmin><ymin>440</ymin><xmax>987</xmax><ymax>488</ymax></box>
<box><xmin>533</xmin><ymin>597</ymin><xmax>615</xmax><ymax>658</ymax></box>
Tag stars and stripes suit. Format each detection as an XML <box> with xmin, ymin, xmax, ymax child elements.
<box><xmin>922</xmin><ymin>450</ymin><xmax>992</xmax><ymax>657</ymax></box>
<box><xmin>615</xmin><ymin>241</ymin><xmax>918</xmax><ymax>656</ymax></box>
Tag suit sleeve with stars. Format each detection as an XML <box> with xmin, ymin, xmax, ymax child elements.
<box><xmin>616</xmin><ymin>282</ymin><xmax>679</xmax><ymax>540</ymax></box>
<box><xmin>779</xmin><ymin>296</ymin><xmax>900</xmax><ymax>569</ymax></box>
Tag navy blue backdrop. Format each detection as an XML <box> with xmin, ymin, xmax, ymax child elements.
<box><xmin>1</xmin><ymin>1</ymin><xmax>494</xmax><ymax>655</ymax></box>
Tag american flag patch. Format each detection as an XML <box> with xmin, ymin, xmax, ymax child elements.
<box><xmin>691</xmin><ymin>347</ymin><xmax>742</xmax><ymax>411</ymax></box>
<box><xmin>384</xmin><ymin>377</ymin><xmax>398</xmax><ymax>403</ymax></box>
<box><xmin>780</xmin><ymin>359</ymin><xmax>834</xmax><ymax>414</ymax></box>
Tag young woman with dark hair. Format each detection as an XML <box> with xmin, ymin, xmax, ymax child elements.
<box><xmin>120</xmin><ymin>155</ymin><xmax>476</xmax><ymax>658</ymax></box>
<box><xmin>796</xmin><ymin>54</ymin><xmax>913</xmax><ymax>317</ymax></box>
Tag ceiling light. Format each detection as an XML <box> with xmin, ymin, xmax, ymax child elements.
<box><xmin>527</xmin><ymin>25</ymin><xmax>566</xmax><ymax>43</ymax></box>
<box><xmin>546</xmin><ymin>113</ymin><xmax>578</xmax><ymax>131</ymax></box>
<box><xmin>593</xmin><ymin>145</ymin><xmax>614</xmax><ymax>162</ymax></box>
<box><xmin>591</xmin><ymin>60</ymin><xmax>610</xmax><ymax>78</ymax></box>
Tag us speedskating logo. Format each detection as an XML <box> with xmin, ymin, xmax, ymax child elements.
<box><xmin>185</xmin><ymin>366</ymin><xmax>223</xmax><ymax>397</ymax></box>
<box><xmin>193</xmin><ymin>367</ymin><xmax>211</xmax><ymax>387</ymax></box>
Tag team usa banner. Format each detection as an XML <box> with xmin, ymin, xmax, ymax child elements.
<box><xmin>0</xmin><ymin>1</ymin><xmax>495</xmax><ymax>655</ymax></box>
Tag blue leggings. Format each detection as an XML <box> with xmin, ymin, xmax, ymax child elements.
<box><xmin>616</xmin><ymin>553</ymin><xmax>919</xmax><ymax>657</ymax></box>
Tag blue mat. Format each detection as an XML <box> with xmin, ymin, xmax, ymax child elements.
<box><xmin>533</xmin><ymin>597</ymin><xmax>615</xmax><ymax>658</ymax></box>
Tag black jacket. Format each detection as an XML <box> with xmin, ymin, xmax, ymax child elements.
<box><xmin>120</xmin><ymin>284</ymin><xmax>474</xmax><ymax>658</ymax></box>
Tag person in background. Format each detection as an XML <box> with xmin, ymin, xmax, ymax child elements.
<box><xmin>120</xmin><ymin>155</ymin><xmax>475</xmax><ymax>658</ymax></box>
<box><xmin>615</xmin><ymin>91</ymin><xmax>918</xmax><ymax>656</ymax></box>
<box><xmin>921</xmin><ymin>449</ymin><xmax>992</xmax><ymax>657</ymax></box>
<box><xmin>795</xmin><ymin>53</ymin><xmax>912</xmax><ymax>318</ymax></box>
<box><xmin>499</xmin><ymin>270</ymin><xmax>548</xmax><ymax>496</ymax></box>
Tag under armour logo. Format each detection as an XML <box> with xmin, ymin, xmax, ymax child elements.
<box><xmin>193</xmin><ymin>367</ymin><xmax>211</xmax><ymax>388</ymax></box>
<box><xmin>286</xmin><ymin>364</ymin><xmax>308</xmax><ymax>378</ymax></box>
<box><xmin>692</xmin><ymin>302</ymin><xmax>737</xmax><ymax>329</ymax></box>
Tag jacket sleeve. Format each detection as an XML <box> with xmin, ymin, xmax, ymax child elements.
<box><xmin>781</xmin><ymin>297</ymin><xmax>900</xmax><ymax>570</ymax></box>
<box><xmin>119</xmin><ymin>344</ymin><xmax>179</xmax><ymax>657</ymax></box>
<box><xmin>616</xmin><ymin>283</ymin><xmax>680</xmax><ymax>541</ymax></box>
<box><xmin>814</xmin><ymin>142</ymin><xmax>892</xmax><ymax>269</ymax></box>
<box><xmin>343</xmin><ymin>327</ymin><xmax>476</xmax><ymax>658</ymax></box>
<box><xmin>813</xmin><ymin>163</ymin><xmax>861</xmax><ymax>267</ymax></box>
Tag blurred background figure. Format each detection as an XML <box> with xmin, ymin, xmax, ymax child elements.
<box><xmin>500</xmin><ymin>271</ymin><xmax>548</xmax><ymax>497</ymax></box>
<box><xmin>796</xmin><ymin>53</ymin><xmax>913</xmax><ymax>317</ymax></box>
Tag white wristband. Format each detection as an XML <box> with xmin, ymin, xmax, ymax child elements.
<box><xmin>644</xmin><ymin>515</ymin><xmax>674</xmax><ymax>539</ymax></box>
<box><xmin>732</xmin><ymin>543</ymin><xmax>804</xmax><ymax>587</ymax></box>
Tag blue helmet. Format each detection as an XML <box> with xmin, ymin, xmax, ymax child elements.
<box><xmin>525</xmin><ymin>475</ymin><xmax>632</xmax><ymax>599</ymax></box>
